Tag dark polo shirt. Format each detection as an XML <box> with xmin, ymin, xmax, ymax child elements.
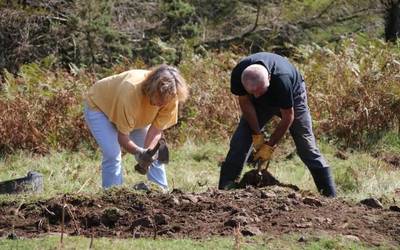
<box><xmin>231</xmin><ymin>52</ymin><xmax>304</xmax><ymax>109</ymax></box>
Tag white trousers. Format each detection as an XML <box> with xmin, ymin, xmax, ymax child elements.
<box><xmin>84</xmin><ymin>105</ymin><xmax>168</xmax><ymax>190</ymax></box>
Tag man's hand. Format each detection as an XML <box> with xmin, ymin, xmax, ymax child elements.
<box><xmin>254</xmin><ymin>144</ymin><xmax>274</xmax><ymax>162</ymax></box>
<box><xmin>252</xmin><ymin>134</ymin><xmax>265</xmax><ymax>151</ymax></box>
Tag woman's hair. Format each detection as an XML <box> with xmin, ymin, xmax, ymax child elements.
<box><xmin>142</xmin><ymin>64</ymin><xmax>189</xmax><ymax>103</ymax></box>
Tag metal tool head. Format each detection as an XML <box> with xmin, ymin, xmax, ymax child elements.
<box><xmin>134</xmin><ymin>138</ymin><xmax>170</xmax><ymax>175</ymax></box>
<box><xmin>256</xmin><ymin>160</ymin><xmax>270</xmax><ymax>175</ymax></box>
<box><xmin>157</xmin><ymin>138</ymin><xmax>169</xmax><ymax>164</ymax></box>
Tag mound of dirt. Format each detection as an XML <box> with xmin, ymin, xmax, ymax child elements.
<box><xmin>0</xmin><ymin>187</ymin><xmax>399</xmax><ymax>246</ymax></box>
<box><xmin>238</xmin><ymin>169</ymin><xmax>299</xmax><ymax>191</ymax></box>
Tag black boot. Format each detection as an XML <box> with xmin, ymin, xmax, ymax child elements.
<box><xmin>309</xmin><ymin>167</ymin><xmax>337</xmax><ymax>197</ymax></box>
<box><xmin>218</xmin><ymin>161</ymin><xmax>243</xmax><ymax>190</ymax></box>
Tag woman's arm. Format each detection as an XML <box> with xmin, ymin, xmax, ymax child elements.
<box><xmin>117</xmin><ymin>132</ymin><xmax>144</xmax><ymax>154</ymax></box>
<box><xmin>144</xmin><ymin>124</ymin><xmax>163</xmax><ymax>149</ymax></box>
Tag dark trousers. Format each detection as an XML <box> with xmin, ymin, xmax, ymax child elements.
<box><xmin>219</xmin><ymin>85</ymin><xmax>336</xmax><ymax>197</ymax></box>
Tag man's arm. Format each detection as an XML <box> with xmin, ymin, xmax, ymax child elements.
<box><xmin>267</xmin><ymin>107</ymin><xmax>294</xmax><ymax>146</ymax></box>
<box><xmin>238</xmin><ymin>95</ymin><xmax>261</xmax><ymax>134</ymax></box>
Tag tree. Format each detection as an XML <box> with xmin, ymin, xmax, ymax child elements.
<box><xmin>383</xmin><ymin>0</ymin><xmax>400</xmax><ymax>41</ymax></box>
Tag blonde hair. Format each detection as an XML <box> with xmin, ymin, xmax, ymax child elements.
<box><xmin>142</xmin><ymin>64</ymin><xmax>189</xmax><ymax>103</ymax></box>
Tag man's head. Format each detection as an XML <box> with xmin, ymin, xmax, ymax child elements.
<box><xmin>241</xmin><ymin>64</ymin><xmax>270</xmax><ymax>98</ymax></box>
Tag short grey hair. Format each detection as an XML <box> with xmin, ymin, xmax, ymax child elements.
<box><xmin>241</xmin><ymin>64</ymin><xmax>270</xmax><ymax>88</ymax></box>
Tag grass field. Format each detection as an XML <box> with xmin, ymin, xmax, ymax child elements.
<box><xmin>1</xmin><ymin>135</ymin><xmax>399</xmax><ymax>201</ymax></box>
<box><xmin>0</xmin><ymin>233</ymin><xmax>389</xmax><ymax>250</ymax></box>
<box><xmin>1</xmin><ymin>135</ymin><xmax>399</xmax><ymax>249</ymax></box>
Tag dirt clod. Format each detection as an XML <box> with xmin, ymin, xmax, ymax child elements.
<box><xmin>239</xmin><ymin>169</ymin><xmax>300</xmax><ymax>191</ymax></box>
<box><xmin>298</xmin><ymin>236</ymin><xmax>307</xmax><ymax>242</ymax></box>
<box><xmin>360</xmin><ymin>198</ymin><xmax>384</xmax><ymax>209</ymax></box>
<box><xmin>241</xmin><ymin>226</ymin><xmax>262</xmax><ymax>236</ymax></box>
<box><xmin>238</xmin><ymin>169</ymin><xmax>279</xmax><ymax>188</ymax></box>
<box><xmin>302</xmin><ymin>197</ymin><xmax>323</xmax><ymax>207</ymax></box>
<box><xmin>131</xmin><ymin>216</ymin><xmax>152</xmax><ymax>228</ymax></box>
<box><xmin>101</xmin><ymin>207</ymin><xmax>122</xmax><ymax>227</ymax></box>
<box><xmin>389</xmin><ymin>205</ymin><xmax>400</xmax><ymax>212</ymax></box>
<box><xmin>154</xmin><ymin>213</ymin><xmax>169</xmax><ymax>225</ymax></box>
<box><xmin>7</xmin><ymin>232</ymin><xmax>18</xmax><ymax>240</ymax></box>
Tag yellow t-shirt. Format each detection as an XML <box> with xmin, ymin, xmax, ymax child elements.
<box><xmin>86</xmin><ymin>70</ymin><xmax>178</xmax><ymax>135</ymax></box>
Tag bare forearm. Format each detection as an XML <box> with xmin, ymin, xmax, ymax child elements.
<box><xmin>268</xmin><ymin>108</ymin><xmax>294</xmax><ymax>146</ymax></box>
<box><xmin>268</xmin><ymin>119</ymin><xmax>292</xmax><ymax>146</ymax></box>
<box><xmin>118</xmin><ymin>132</ymin><xmax>143</xmax><ymax>155</ymax></box>
<box><xmin>144</xmin><ymin>125</ymin><xmax>163</xmax><ymax>148</ymax></box>
<box><xmin>239</xmin><ymin>95</ymin><xmax>261</xmax><ymax>134</ymax></box>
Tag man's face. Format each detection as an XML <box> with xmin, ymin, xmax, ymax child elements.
<box><xmin>243</xmin><ymin>80</ymin><xmax>269</xmax><ymax>98</ymax></box>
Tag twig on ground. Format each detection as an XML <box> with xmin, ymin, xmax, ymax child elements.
<box><xmin>77</xmin><ymin>177</ymin><xmax>92</xmax><ymax>193</ymax></box>
<box><xmin>89</xmin><ymin>229</ymin><xmax>94</xmax><ymax>249</ymax></box>
<box><xmin>66</xmin><ymin>205</ymin><xmax>80</xmax><ymax>235</ymax></box>
<box><xmin>234</xmin><ymin>223</ymin><xmax>242</xmax><ymax>250</ymax></box>
<box><xmin>60</xmin><ymin>195</ymin><xmax>66</xmax><ymax>247</ymax></box>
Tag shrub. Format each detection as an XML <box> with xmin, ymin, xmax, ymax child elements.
<box><xmin>1</xmin><ymin>38</ymin><xmax>399</xmax><ymax>155</ymax></box>
<box><xmin>0</xmin><ymin>62</ymin><xmax>95</xmax><ymax>154</ymax></box>
<box><xmin>298</xmin><ymin>38</ymin><xmax>400</xmax><ymax>147</ymax></box>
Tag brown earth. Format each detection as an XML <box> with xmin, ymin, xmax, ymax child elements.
<box><xmin>0</xmin><ymin>184</ymin><xmax>400</xmax><ymax>247</ymax></box>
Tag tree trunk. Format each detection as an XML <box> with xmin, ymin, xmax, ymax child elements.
<box><xmin>384</xmin><ymin>0</ymin><xmax>400</xmax><ymax>42</ymax></box>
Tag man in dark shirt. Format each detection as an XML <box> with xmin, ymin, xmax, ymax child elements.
<box><xmin>219</xmin><ymin>52</ymin><xmax>336</xmax><ymax>197</ymax></box>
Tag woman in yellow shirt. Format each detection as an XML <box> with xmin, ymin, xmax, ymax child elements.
<box><xmin>84</xmin><ymin>65</ymin><xmax>188</xmax><ymax>190</ymax></box>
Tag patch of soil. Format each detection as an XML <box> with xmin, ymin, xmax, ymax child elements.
<box><xmin>0</xmin><ymin>187</ymin><xmax>399</xmax><ymax>246</ymax></box>
<box><xmin>238</xmin><ymin>169</ymin><xmax>299</xmax><ymax>191</ymax></box>
<box><xmin>379</xmin><ymin>153</ymin><xmax>400</xmax><ymax>169</ymax></box>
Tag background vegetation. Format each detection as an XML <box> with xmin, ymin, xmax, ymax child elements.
<box><xmin>1</xmin><ymin>0</ymin><xmax>399</xmax><ymax>154</ymax></box>
<box><xmin>0</xmin><ymin>1</ymin><xmax>399</xmax><ymax>249</ymax></box>
<box><xmin>0</xmin><ymin>0</ymin><xmax>399</xmax><ymax>200</ymax></box>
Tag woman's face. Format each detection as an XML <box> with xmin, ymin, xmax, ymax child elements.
<box><xmin>150</xmin><ymin>91</ymin><xmax>173</xmax><ymax>107</ymax></box>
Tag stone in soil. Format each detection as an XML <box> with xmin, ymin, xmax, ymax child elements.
<box><xmin>360</xmin><ymin>198</ymin><xmax>384</xmax><ymax>209</ymax></box>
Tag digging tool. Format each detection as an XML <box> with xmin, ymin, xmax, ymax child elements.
<box><xmin>134</xmin><ymin>138</ymin><xmax>169</xmax><ymax>175</ymax></box>
<box><xmin>255</xmin><ymin>159</ymin><xmax>270</xmax><ymax>175</ymax></box>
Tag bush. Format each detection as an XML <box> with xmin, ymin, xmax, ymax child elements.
<box><xmin>298</xmin><ymin>38</ymin><xmax>400</xmax><ymax>147</ymax></box>
<box><xmin>1</xmin><ymin>38</ymin><xmax>399</xmax><ymax>155</ymax></box>
<box><xmin>0</xmin><ymin>61</ymin><xmax>95</xmax><ymax>154</ymax></box>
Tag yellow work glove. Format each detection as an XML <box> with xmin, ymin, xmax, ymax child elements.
<box><xmin>252</xmin><ymin>134</ymin><xmax>265</xmax><ymax>151</ymax></box>
<box><xmin>254</xmin><ymin>144</ymin><xmax>274</xmax><ymax>162</ymax></box>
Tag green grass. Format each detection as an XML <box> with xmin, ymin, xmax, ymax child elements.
<box><xmin>1</xmin><ymin>138</ymin><xmax>400</xmax><ymax>249</ymax></box>
<box><xmin>271</xmin><ymin>139</ymin><xmax>400</xmax><ymax>201</ymax></box>
<box><xmin>0</xmin><ymin>233</ymin><xmax>393</xmax><ymax>250</ymax></box>
<box><xmin>1</xmin><ymin>137</ymin><xmax>400</xmax><ymax>202</ymax></box>
<box><xmin>0</xmin><ymin>141</ymin><xmax>227</xmax><ymax>202</ymax></box>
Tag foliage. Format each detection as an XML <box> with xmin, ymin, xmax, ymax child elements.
<box><xmin>1</xmin><ymin>38</ymin><xmax>399</xmax><ymax>153</ymax></box>
<box><xmin>189</xmin><ymin>0</ymin><xmax>239</xmax><ymax>23</ymax></box>
<box><xmin>61</xmin><ymin>0</ymin><xmax>131</xmax><ymax>67</ymax></box>
<box><xmin>161</xmin><ymin>0</ymin><xmax>199</xmax><ymax>39</ymax></box>
<box><xmin>0</xmin><ymin>61</ymin><xmax>96</xmax><ymax>154</ymax></box>
<box><xmin>0</xmin><ymin>0</ymin><xmax>131</xmax><ymax>72</ymax></box>
<box><xmin>0</xmin><ymin>0</ymin><xmax>390</xmax><ymax>72</ymax></box>
<box><xmin>0</xmin><ymin>7</ymin><xmax>58</xmax><ymax>73</ymax></box>
<box><xmin>297</xmin><ymin>37</ymin><xmax>400</xmax><ymax>147</ymax></box>
<box><xmin>167</xmin><ymin>52</ymin><xmax>240</xmax><ymax>143</ymax></box>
